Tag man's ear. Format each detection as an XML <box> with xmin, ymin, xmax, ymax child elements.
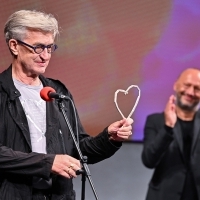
<box><xmin>8</xmin><ymin>39</ymin><xmax>18</xmax><ymax>55</ymax></box>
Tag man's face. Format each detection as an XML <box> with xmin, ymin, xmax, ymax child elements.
<box><xmin>14</xmin><ymin>30</ymin><xmax>54</xmax><ymax>76</ymax></box>
<box><xmin>174</xmin><ymin>69</ymin><xmax>200</xmax><ymax>111</ymax></box>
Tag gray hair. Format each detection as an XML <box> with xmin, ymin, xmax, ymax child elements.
<box><xmin>4</xmin><ymin>10</ymin><xmax>59</xmax><ymax>44</ymax></box>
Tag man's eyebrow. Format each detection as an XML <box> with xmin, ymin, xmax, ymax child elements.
<box><xmin>33</xmin><ymin>42</ymin><xmax>54</xmax><ymax>46</ymax></box>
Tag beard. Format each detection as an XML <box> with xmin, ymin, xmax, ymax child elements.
<box><xmin>176</xmin><ymin>94</ymin><xmax>200</xmax><ymax>111</ymax></box>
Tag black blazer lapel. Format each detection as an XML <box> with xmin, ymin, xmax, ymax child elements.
<box><xmin>46</xmin><ymin>100</ymin><xmax>60</xmax><ymax>153</ymax></box>
<box><xmin>8</xmin><ymin>98</ymin><xmax>32</xmax><ymax>150</ymax></box>
<box><xmin>173</xmin><ymin>120</ymin><xmax>184</xmax><ymax>161</ymax></box>
<box><xmin>191</xmin><ymin>110</ymin><xmax>200</xmax><ymax>154</ymax></box>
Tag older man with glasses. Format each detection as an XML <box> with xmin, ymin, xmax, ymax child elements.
<box><xmin>0</xmin><ymin>10</ymin><xmax>133</xmax><ymax>200</ymax></box>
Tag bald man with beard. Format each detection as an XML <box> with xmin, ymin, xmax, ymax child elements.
<box><xmin>142</xmin><ymin>68</ymin><xmax>200</xmax><ymax>200</ymax></box>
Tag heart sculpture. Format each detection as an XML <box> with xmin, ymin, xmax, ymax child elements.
<box><xmin>114</xmin><ymin>85</ymin><xmax>141</xmax><ymax>119</ymax></box>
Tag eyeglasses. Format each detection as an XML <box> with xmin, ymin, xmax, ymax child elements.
<box><xmin>16</xmin><ymin>40</ymin><xmax>58</xmax><ymax>54</ymax></box>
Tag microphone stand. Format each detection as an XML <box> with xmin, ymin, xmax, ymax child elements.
<box><xmin>57</xmin><ymin>98</ymin><xmax>99</xmax><ymax>200</ymax></box>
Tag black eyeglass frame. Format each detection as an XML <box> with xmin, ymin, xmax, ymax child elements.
<box><xmin>16</xmin><ymin>39</ymin><xmax>58</xmax><ymax>54</ymax></box>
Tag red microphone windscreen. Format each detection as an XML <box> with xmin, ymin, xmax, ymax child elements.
<box><xmin>40</xmin><ymin>86</ymin><xmax>56</xmax><ymax>101</ymax></box>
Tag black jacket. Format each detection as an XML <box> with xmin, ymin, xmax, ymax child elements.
<box><xmin>0</xmin><ymin>66</ymin><xmax>122</xmax><ymax>200</ymax></box>
<box><xmin>142</xmin><ymin>112</ymin><xmax>200</xmax><ymax>200</ymax></box>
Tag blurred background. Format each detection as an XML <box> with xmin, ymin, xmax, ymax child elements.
<box><xmin>1</xmin><ymin>0</ymin><xmax>200</xmax><ymax>199</ymax></box>
<box><xmin>2</xmin><ymin>0</ymin><xmax>200</xmax><ymax>141</ymax></box>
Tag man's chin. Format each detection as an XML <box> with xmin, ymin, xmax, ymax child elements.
<box><xmin>36</xmin><ymin>67</ymin><xmax>47</xmax><ymax>75</ymax></box>
<box><xmin>180</xmin><ymin>102</ymin><xmax>198</xmax><ymax>111</ymax></box>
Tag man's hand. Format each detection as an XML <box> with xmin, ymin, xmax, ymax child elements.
<box><xmin>51</xmin><ymin>155</ymin><xmax>81</xmax><ymax>179</ymax></box>
<box><xmin>108</xmin><ymin>118</ymin><xmax>133</xmax><ymax>141</ymax></box>
<box><xmin>164</xmin><ymin>95</ymin><xmax>177</xmax><ymax>128</ymax></box>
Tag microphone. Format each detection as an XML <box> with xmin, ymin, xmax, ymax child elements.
<box><xmin>40</xmin><ymin>86</ymin><xmax>68</xmax><ymax>101</ymax></box>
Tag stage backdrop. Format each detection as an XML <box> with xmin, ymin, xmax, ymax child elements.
<box><xmin>1</xmin><ymin>0</ymin><xmax>199</xmax><ymax>141</ymax></box>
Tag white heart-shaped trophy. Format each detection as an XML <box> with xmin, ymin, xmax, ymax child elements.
<box><xmin>114</xmin><ymin>85</ymin><xmax>141</xmax><ymax>119</ymax></box>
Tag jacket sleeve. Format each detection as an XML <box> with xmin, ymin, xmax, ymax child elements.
<box><xmin>141</xmin><ymin>114</ymin><xmax>174</xmax><ymax>169</ymax></box>
<box><xmin>0</xmin><ymin>144</ymin><xmax>55</xmax><ymax>179</ymax></box>
<box><xmin>79</xmin><ymin>128</ymin><xmax>122</xmax><ymax>164</ymax></box>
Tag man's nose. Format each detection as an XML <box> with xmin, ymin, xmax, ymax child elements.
<box><xmin>39</xmin><ymin>48</ymin><xmax>50</xmax><ymax>59</ymax></box>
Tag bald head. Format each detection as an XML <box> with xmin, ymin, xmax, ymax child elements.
<box><xmin>173</xmin><ymin>68</ymin><xmax>200</xmax><ymax>112</ymax></box>
<box><xmin>177</xmin><ymin>68</ymin><xmax>200</xmax><ymax>82</ymax></box>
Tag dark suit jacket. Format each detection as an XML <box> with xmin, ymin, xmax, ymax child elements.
<box><xmin>0</xmin><ymin>66</ymin><xmax>122</xmax><ymax>200</ymax></box>
<box><xmin>142</xmin><ymin>111</ymin><xmax>200</xmax><ymax>200</ymax></box>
